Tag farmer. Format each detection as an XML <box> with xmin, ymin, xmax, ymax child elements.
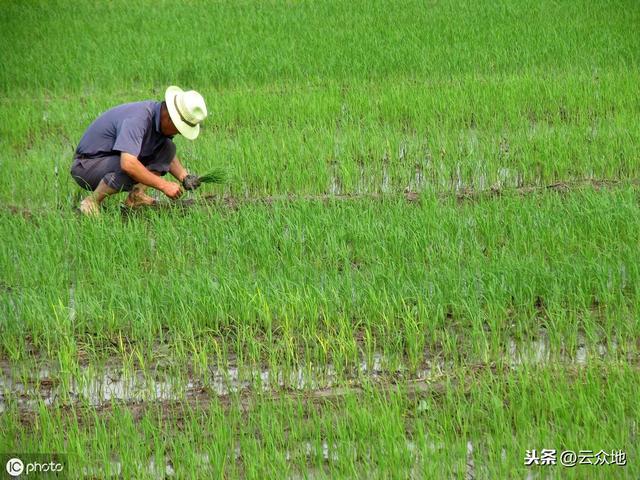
<box><xmin>71</xmin><ymin>86</ymin><xmax>206</xmax><ymax>215</ymax></box>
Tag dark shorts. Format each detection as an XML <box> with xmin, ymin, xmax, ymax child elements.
<box><xmin>70</xmin><ymin>140</ymin><xmax>176</xmax><ymax>192</ymax></box>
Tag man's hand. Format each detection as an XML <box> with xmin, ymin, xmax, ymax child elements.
<box><xmin>160</xmin><ymin>180</ymin><xmax>183</xmax><ymax>199</ymax></box>
<box><xmin>182</xmin><ymin>174</ymin><xmax>201</xmax><ymax>191</ymax></box>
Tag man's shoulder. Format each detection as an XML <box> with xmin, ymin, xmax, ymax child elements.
<box><xmin>109</xmin><ymin>100</ymin><xmax>158</xmax><ymax>120</ymax></box>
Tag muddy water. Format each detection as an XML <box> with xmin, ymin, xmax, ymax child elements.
<box><xmin>324</xmin><ymin>162</ymin><xmax>528</xmax><ymax>197</ymax></box>
<box><xmin>0</xmin><ymin>333</ymin><xmax>620</xmax><ymax>415</ymax></box>
<box><xmin>0</xmin><ymin>335</ymin><xmax>623</xmax><ymax>480</ymax></box>
<box><xmin>0</xmin><ymin>354</ymin><xmax>385</xmax><ymax>414</ymax></box>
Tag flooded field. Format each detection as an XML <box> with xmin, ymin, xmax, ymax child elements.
<box><xmin>1</xmin><ymin>332</ymin><xmax>629</xmax><ymax>417</ymax></box>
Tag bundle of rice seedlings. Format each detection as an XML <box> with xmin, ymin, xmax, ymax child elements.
<box><xmin>197</xmin><ymin>167</ymin><xmax>227</xmax><ymax>184</ymax></box>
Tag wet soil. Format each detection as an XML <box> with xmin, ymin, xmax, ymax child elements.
<box><xmin>2</xmin><ymin>178</ymin><xmax>637</xmax><ymax>217</ymax></box>
<box><xmin>2</xmin><ymin>334</ymin><xmax>634</xmax><ymax>428</ymax></box>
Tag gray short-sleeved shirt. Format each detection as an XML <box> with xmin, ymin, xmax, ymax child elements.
<box><xmin>75</xmin><ymin>101</ymin><xmax>173</xmax><ymax>159</ymax></box>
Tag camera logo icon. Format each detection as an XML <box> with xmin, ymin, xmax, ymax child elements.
<box><xmin>6</xmin><ymin>458</ymin><xmax>24</xmax><ymax>477</ymax></box>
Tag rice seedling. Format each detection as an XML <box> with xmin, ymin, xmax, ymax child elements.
<box><xmin>197</xmin><ymin>167</ymin><xmax>227</xmax><ymax>185</ymax></box>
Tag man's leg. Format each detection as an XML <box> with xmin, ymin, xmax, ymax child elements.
<box><xmin>70</xmin><ymin>154</ymin><xmax>134</xmax><ymax>216</ymax></box>
<box><xmin>124</xmin><ymin>171</ymin><xmax>162</xmax><ymax>207</ymax></box>
<box><xmin>79</xmin><ymin>180</ymin><xmax>118</xmax><ymax>216</ymax></box>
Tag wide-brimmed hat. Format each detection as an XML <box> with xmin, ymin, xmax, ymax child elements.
<box><xmin>165</xmin><ymin>86</ymin><xmax>207</xmax><ymax>140</ymax></box>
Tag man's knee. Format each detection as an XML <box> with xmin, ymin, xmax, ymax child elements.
<box><xmin>103</xmin><ymin>171</ymin><xmax>135</xmax><ymax>192</ymax></box>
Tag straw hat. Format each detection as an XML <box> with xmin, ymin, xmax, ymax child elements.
<box><xmin>165</xmin><ymin>86</ymin><xmax>207</xmax><ymax>140</ymax></box>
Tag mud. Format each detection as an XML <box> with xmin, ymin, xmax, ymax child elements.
<box><xmin>132</xmin><ymin>177</ymin><xmax>627</xmax><ymax>214</ymax></box>
<box><xmin>2</xmin><ymin>177</ymin><xmax>636</xmax><ymax>217</ymax></box>
<box><xmin>2</xmin><ymin>335</ymin><xmax>632</xmax><ymax>478</ymax></box>
<box><xmin>1</xmin><ymin>333</ymin><xmax>627</xmax><ymax>425</ymax></box>
<box><xmin>182</xmin><ymin>177</ymin><xmax>633</xmax><ymax>209</ymax></box>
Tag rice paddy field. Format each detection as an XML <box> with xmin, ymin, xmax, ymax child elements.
<box><xmin>1</xmin><ymin>0</ymin><xmax>640</xmax><ymax>478</ymax></box>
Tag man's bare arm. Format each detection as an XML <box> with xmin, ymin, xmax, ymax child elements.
<box><xmin>169</xmin><ymin>156</ymin><xmax>188</xmax><ymax>182</ymax></box>
<box><xmin>120</xmin><ymin>152</ymin><xmax>182</xmax><ymax>198</ymax></box>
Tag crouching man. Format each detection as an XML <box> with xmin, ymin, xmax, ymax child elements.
<box><xmin>71</xmin><ymin>86</ymin><xmax>206</xmax><ymax>216</ymax></box>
